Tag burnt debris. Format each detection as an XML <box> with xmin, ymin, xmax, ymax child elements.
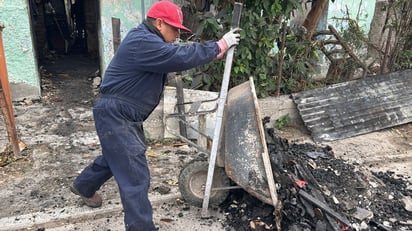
<box><xmin>221</xmin><ymin>118</ymin><xmax>412</xmax><ymax>230</ymax></box>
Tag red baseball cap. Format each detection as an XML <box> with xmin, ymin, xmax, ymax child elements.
<box><xmin>147</xmin><ymin>1</ymin><xmax>192</xmax><ymax>33</ymax></box>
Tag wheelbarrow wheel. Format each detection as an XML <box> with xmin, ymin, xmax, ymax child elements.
<box><xmin>179</xmin><ymin>160</ymin><xmax>230</xmax><ymax>207</ymax></box>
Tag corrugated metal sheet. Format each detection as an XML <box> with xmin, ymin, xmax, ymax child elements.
<box><xmin>292</xmin><ymin>69</ymin><xmax>412</xmax><ymax>142</ymax></box>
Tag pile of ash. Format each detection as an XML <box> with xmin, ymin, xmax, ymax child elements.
<box><xmin>220</xmin><ymin>121</ymin><xmax>411</xmax><ymax>231</ymax></box>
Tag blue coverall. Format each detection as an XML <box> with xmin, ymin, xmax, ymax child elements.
<box><xmin>73</xmin><ymin>21</ymin><xmax>220</xmax><ymax>231</ymax></box>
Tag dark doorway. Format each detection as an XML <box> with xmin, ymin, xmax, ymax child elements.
<box><xmin>29</xmin><ymin>0</ymin><xmax>100</xmax><ymax>60</ymax></box>
<box><xmin>28</xmin><ymin>0</ymin><xmax>101</xmax><ymax>99</ymax></box>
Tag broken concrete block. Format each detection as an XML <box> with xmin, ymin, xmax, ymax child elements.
<box><xmin>402</xmin><ymin>196</ymin><xmax>412</xmax><ymax>212</ymax></box>
<box><xmin>352</xmin><ymin>207</ymin><xmax>373</xmax><ymax>221</ymax></box>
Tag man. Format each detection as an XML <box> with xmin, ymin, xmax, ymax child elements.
<box><xmin>70</xmin><ymin>1</ymin><xmax>240</xmax><ymax>230</ymax></box>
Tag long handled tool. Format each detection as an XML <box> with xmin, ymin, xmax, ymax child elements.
<box><xmin>201</xmin><ymin>2</ymin><xmax>243</xmax><ymax>217</ymax></box>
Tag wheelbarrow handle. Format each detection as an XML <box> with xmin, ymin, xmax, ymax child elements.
<box><xmin>201</xmin><ymin>2</ymin><xmax>243</xmax><ymax>218</ymax></box>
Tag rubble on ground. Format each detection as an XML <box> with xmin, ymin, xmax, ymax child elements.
<box><xmin>220</xmin><ymin>118</ymin><xmax>412</xmax><ymax>230</ymax></box>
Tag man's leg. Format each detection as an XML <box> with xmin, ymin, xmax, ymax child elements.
<box><xmin>73</xmin><ymin>155</ymin><xmax>113</xmax><ymax>197</ymax></box>
<box><xmin>93</xmin><ymin>98</ymin><xmax>156</xmax><ymax>231</ymax></box>
<box><xmin>71</xmin><ymin>98</ymin><xmax>114</xmax><ymax>206</ymax></box>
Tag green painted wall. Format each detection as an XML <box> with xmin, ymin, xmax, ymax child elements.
<box><xmin>3</xmin><ymin>0</ymin><xmax>375</xmax><ymax>100</ymax></box>
<box><xmin>99</xmin><ymin>0</ymin><xmax>156</xmax><ymax>72</ymax></box>
<box><xmin>0</xmin><ymin>0</ymin><xmax>40</xmax><ymax>100</ymax></box>
<box><xmin>328</xmin><ymin>0</ymin><xmax>376</xmax><ymax>32</ymax></box>
<box><xmin>0</xmin><ymin>0</ymin><xmax>161</xmax><ymax>100</ymax></box>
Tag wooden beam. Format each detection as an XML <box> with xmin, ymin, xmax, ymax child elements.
<box><xmin>0</xmin><ymin>23</ymin><xmax>20</xmax><ymax>157</ymax></box>
<box><xmin>111</xmin><ymin>17</ymin><xmax>121</xmax><ymax>53</ymax></box>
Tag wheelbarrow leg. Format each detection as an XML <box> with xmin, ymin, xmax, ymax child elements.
<box><xmin>201</xmin><ymin>2</ymin><xmax>243</xmax><ymax>218</ymax></box>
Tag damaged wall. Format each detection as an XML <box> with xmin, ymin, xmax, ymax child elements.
<box><xmin>328</xmin><ymin>0</ymin><xmax>376</xmax><ymax>32</ymax></box>
<box><xmin>0</xmin><ymin>0</ymin><xmax>159</xmax><ymax>101</ymax></box>
<box><xmin>0</xmin><ymin>0</ymin><xmax>385</xmax><ymax>101</ymax></box>
<box><xmin>0</xmin><ymin>0</ymin><xmax>41</xmax><ymax>101</ymax></box>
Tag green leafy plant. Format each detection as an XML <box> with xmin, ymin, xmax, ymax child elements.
<box><xmin>387</xmin><ymin>0</ymin><xmax>412</xmax><ymax>71</ymax></box>
<box><xmin>274</xmin><ymin>114</ymin><xmax>291</xmax><ymax>130</ymax></box>
<box><xmin>194</xmin><ymin>1</ymin><xmax>308</xmax><ymax>96</ymax></box>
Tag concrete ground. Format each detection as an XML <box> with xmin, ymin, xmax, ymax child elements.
<box><xmin>0</xmin><ymin>192</ymin><xmax>227</xmax><ymax>231</ymax></box>
<box><xmin>1</xmin><ymin>93</ymin><xmax>410</xmax><ymax>230</ymax></box>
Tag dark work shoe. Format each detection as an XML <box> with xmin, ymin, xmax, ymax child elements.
<box><xmin>70</xmin><ymin>183</ymin><xmax>102</xmax><ymax>208</ymax></box>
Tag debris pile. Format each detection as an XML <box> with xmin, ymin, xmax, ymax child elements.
<box><xmin>221</xmin><ymin>119</ymin><xmax>411</xmax><ymax>230</ymax></box>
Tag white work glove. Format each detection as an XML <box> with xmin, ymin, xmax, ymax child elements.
<box><xmin>216</xmin><ymin>28</ymin><xmax>241</xmax><ymax>59</ymax></box>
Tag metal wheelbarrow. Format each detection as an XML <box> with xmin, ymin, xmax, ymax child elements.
<box><xmin>177</xmin><ymin>78</ymin><xmax>278</xmax><ymax>208</ymax></box>
<box><xmin>168</xmin><ymin>2</ymin><xmax>277</xmax><ymax>214</ymax></box>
